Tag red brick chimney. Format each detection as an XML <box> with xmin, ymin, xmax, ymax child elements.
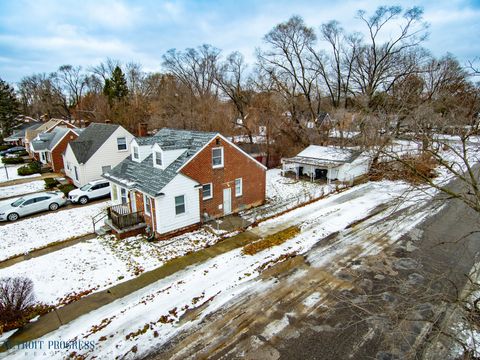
<box><xmin>138</xmin><ymin>123</ymin><xmax>148</xmax><ymax>137</ymax></box>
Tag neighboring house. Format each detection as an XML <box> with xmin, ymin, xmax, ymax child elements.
<box><xmin>25</xmin><ymin>119</ymin><xmax>76</xmax><ymax>157</ymax></box>
<box><xmin>103</xmin><ymin>128</ymin><xmax>267</xmax><ymax>239</ymax></box>
<box><xmin>238</xmin><ymin>143</ymin><xmax>281</xmax><ymax>168</ymax></box>
<box><xmin>31</xmin><ymin>127</ymin><xmax>83</xmax><ymax>172</ymax></box>
<box><xmin>4</xmin><ymin>122</ymin><xmax>41</xmax><ymax>146</ymax></box>
<box><xmin>306</xmin><ymin>112</ymin><xmax>333</xmax><ymax>130</ymax></box>
<box><xmin>282</xmin><ymin>145</ymin><xmax>371</xmax><ymax>182</ymax></box>
<box><xmin>63</xmin><ymin>123</ymin><xmax>134</xmax><ymax>187</ymax></box>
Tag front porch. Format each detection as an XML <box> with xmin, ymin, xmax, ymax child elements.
<box><xmin>104</xmin><ymin>203</ymin><xmax>147</xmax><ymax>239</ymax></box>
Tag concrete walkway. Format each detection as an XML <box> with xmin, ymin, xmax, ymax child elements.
<box><xmin>1</xmin><ymin>230</ymin><xmax>260</xmax><ymax>351</ymax></box>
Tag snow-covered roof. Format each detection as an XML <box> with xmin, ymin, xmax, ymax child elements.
<box><xmin>297</xmin><ymin>145</ymin><xmax>356</xmax><ymax>162</ymax></box>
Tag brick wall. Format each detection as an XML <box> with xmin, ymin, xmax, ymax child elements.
<box><xmin>50</xmin><ymin>131</ymin><xmax>78</xmax><ymax>172</ymax></box>
<box><xmin>181</xmin><ymin>135</ymin><xmax>266</xmax><ymax>219</ymax></box>
<box><xmin>134</xmin><ymin>191</ymin><xmax>156</xmax><ymax>232</ymax></box>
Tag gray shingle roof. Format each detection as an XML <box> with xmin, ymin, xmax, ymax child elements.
<box><xmin>104</xmin><ymin>128</ymin><xmax>217</xmax><ymax>196</ymax></box>
<box><xmin>31</xmin><ymin>127</ymin><xmax>77</xmax><ymax>151</ymax></box>
<box><xmin>69</xmin><ymin>123</ymin><xmax>120</xmax><ymax>164</ymax></box>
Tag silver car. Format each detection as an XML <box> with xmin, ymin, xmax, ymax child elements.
<box><xmin>0</xmin><ymin>191</ymin><xmax>67</xmax><ymax>222</ymax></box>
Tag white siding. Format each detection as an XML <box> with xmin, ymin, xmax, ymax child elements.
<box><xmin>131</xmin><ymin>139</ymin><xmax>152</xmax><ymax>163</ymax></box>
<box><xmin>154</xmin><ymin>174</ymin><xmax>200</xmax><ymax>234</ymax></box>
<box><xmin>63</xmin><ymin>126</ymin><xmax>134</xmax><ymax>187</ymax></box>
<box><xmin>336</xmin><ymin>156</ymin><xmax>371</xmax><ymax>181</ymax></box>
<box><xmin>151</xmin><ymin>144</ymin><xmax>186</xmax><ymax>169</ymax></box>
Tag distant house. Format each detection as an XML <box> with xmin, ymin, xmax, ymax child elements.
<box><xmin>306</xmin><ymin>112</ymin><xmax>333</xmax><ymax>130</ymax></box>
<box><xmin>31</xmin><ymin>127</ymin><xmax>83</xmax><ymax>172</ymax></box>
<box><xmin>25</xmin><ymin>119</ymin><xmax>76</xmax><ymax>157</ymax></box>
<box><xmin>282</xmin><ymin>145</ymin><xmax>371</xmax><ymax>182</ymax></box>
<box><xmin>4</xmin><ymin>122</ymin><xmax>41</xmax><ymax>146</ymax></box>
<box><xmin>102</xmin><ymin>128</ymin><xmax>267</xmax><ymax>239</ymax></box>
<box><xmin>63</xmin><ymin>123</ymin><xmax>134</xmax><ymax>187</ymax></box>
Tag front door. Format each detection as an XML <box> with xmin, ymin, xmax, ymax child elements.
<box><xmin>223</xmin><ymin>188</ymin><xmax>232</xmax><ymax>215</ymax></box>
<box><xmin>130</xmin><ymin>192</ymin><xmax>137</xmax><ymax>212</ymax></box>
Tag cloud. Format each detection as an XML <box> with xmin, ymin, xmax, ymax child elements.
<box><xmin>0</xmin><ymin>0</ymin><xmax>479</xmax><ymax>83</ymax></box>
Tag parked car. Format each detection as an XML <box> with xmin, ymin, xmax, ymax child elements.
<box><xmin>0</xmin><ymin>191</ymin><xmax>67</xmax><ymax>221</ymax></box>
<box><xmin>0</xmin><ymin>146</ymin><xmax>26</xmax><ymax>156</ymax></box>
<box><xmin>68</xmin><ymin>179</ymin><xmax>111</xmax><ymax>205</ymax></box>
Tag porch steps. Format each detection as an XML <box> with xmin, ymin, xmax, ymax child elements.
<box><xmin>95</xmin><ymin>225</ymin><xmax>111</xmax><ymax>236</ymax></box>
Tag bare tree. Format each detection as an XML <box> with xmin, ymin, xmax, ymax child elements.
<box><xmin>257</xmin><ymin>15</ymin><xmax>323</xmax><ymax>131</ymax></box>
<box><xmin>0</xmin><ymin>277</ymin><xmax>35</xmax><ymax>330</ymax></box>
<box><xmin>351</xmin><ymin>6</ymin><xmax>429</xmax><ymax>106</ymax></box>
<box><xmin>215</xmin><ymin>51</ymin><xmax>256</xmax><ymax>142</ymax></box>
<box><xmin>162</xmin><ymin>44</ymin><xmax>221</xmax><ymax>98</ymax></box>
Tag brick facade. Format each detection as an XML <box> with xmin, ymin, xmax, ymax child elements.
<box><xmin>49</xmin><ymin>130</ymin><xmax>79</xmax><ymax>172</ymax></box>
<box><xmin>181</xmin><ymin>135</ymin><xmax>266</xmax><ymax>219</ymax></box>
<box><xmin>134</xmin><ymin>191</ymin><xmax>156</xmax><ymax>232</ymax></box>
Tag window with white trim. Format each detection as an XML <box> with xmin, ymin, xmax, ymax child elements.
<box><xmin>155</xmin><ymin>151</ymin><xmax>162</xmax><ymax>167</ymax></box>
<box><xmin>120</xmin><ymin>187</ymin><xmax>128</xmax><ymax>204</ymax></box>
<box><xmin>202</xmin><ymin>183</ymin><xmax>212</xmax><ymax>200</ymax></box>
<box><xmin>212</xmin><ymin>147</ymin><xmax>224</xmax><ymax>168</ymax></box>
<box><xmin>74</xmin><ymin>166</ymin><xmax>79</xmax><ymax>181</ymax></box>
<box><xmin>144</xmin><ymin>194</ymin><xmax>151</xmax><ymax>215</ymax></box>
<box><xmin>235</xmin><ymin>178</ymin><xmax>242</xmax><ymax>197</ymax></box>
<box><xmin>132</xmin><ymin>146</ymin><xmax>139</xmax><ymax>160</ymax></box>
<box><xmin>175</xmin><ymin>195</ymin><xmax>185</xmax><ymax>215</ymax></box>
<box><xmin>117</xmin><ymin>137</ymin><xmax>127</xmax><ymax>151</ymax></box>
<box><xmin>111</xmin><ymin>184</ymin><xmax>118</xmax><ymax>201</ymax></box>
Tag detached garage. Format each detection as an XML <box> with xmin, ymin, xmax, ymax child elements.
<box><xmin>281</xmin><ymin>145</ymin><xmax>371</xmax><ymax>183</ymax></box>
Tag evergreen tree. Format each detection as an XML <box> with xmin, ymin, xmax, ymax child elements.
<box><xmin>103</xmin><ymin>66</ymin><xmax>128</xmax><ymax>102</ymax></box>
<box><xmin>0</xmin><ymin>78</ymin><xmax>20</xmax><ymax>137</ymax></box>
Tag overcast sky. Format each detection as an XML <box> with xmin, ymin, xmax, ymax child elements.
<box><xmin>0</xmin><ymin>0</ymin><xmax>479</xmax><ymax>84</ymax></box>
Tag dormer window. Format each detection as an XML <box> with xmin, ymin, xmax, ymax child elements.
<box><xmin>132</xmin><ymin>146</ymin><xmax>139</xmax><ymax>160</ymax></box>
<box><xmin>155</xmin><ymin>151</ymin><xmax>162</xmax><ymax>166</ymax></box>
<box><xmin>212</xmin><ymin>147</ymin><xmax>224</xmax><ymax>168</ymax></box>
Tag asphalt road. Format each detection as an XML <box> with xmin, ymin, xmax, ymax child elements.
<box><xmin>145</xmin><ymin>179</ymin><xmax>480</xmax><ymax>360</ymax></box>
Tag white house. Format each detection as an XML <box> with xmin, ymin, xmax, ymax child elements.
<box><xmin>63</xmin><ymin>123</ymin><xmax>134</xmax><ymax>187</ymax></box>
<box><xmin>102</xmin><ymin>128</ymin><xmax>266</xmax><ymax>239</ymax></box>
<box><xmin>282</xmin><ymin>145</ymin><xmax>371</xmax><ymax>182</ymax></box>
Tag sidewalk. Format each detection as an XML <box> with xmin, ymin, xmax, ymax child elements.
<box><xmin>1</xmin><ymin>230</ymin><xmax>260</xmax><ymax>351</ymax></box>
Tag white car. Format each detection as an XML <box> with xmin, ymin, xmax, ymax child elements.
<box><xmin>68</xmin><ymin>179</ymin><xmax>111</xmax><ymax>205</ymax></box>
<box><xmin>0</xmin><ymin>191</ymin><xmax>67</xmax><ymax>222</ymax></box>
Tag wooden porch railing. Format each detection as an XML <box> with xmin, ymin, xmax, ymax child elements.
<box><xmin>107</xmin><ymin>203</ymin><xmax>144</xmax><ymax>229</ymax></box>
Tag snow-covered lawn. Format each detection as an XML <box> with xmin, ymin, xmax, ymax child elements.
<box><xmin>0</xmin><ymin>158</ymin><xmax>40</xmax><ymax>183</ymax></box>
<box><xmin>0</xmin><ymin>229</ymin><xmax>220</xmax><ymax>305</ymax></box>
<box><xmin>3</xmin><ymin>179</ymin><xmax>441</xmax><ymax>360</ymax></box>
<box><xmin>0</xmin><ymin>201</ymin><xmax>110</xmax><ymax>261</ymax></box>
<box><xmin>0</xmin><ymin>180</ymin><xmax>45</xmax><ymax>199</ymax></box>
<box><xmin>242</xmin><ymin>169</ymin><xmax>340</xmax><ymax>221</ymax></box>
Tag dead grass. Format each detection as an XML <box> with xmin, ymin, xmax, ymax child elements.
<box><xmin>369</xmin><ymin>154</ymin><xmax>438</xmax><ymax>184</ymax></box>
<box><xmin>242</xmin><ymin>226</ymin><xmax>301</xmax><ymax>255</ymax></box>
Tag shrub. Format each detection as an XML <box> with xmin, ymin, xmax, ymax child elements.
<box><xmin>242</xmin><ymin>226</ymin><xmax>301</xmax><ymax>255</ymax></box>
<box><xmin>17</xmin><ymin>161</ymin><xmax>42</xmax><ymax>176</ymax></box>
<box><xmin>44</xmin><ymin>178</ymin><xmax>59</xmax><ymax>189</ymax></box>
<box><xmin>0</xmin><ymin>277</ymin><xmax>37</xmax><ymax>331</ymax></box>
<box><xmin>15</xmin><ymin>150</ymin><xmax>28</xmax><ymax>157</ymax></box>
<box><xmin>29</xmin><ymin>161</ymin><xmax>41</xmax><ymax>172</ymax></box>
<box><xmin>1</xmin><ymin>157</ymin><xmax>24</xmax><ymax>165</ymax></box>
<box><xmin>58</xmin><ymin>184</ymin><xmax>76</xmax><ymax>195</ymax></box>
<box><xmin>370</xmin><ymin>154</ymin><xmax>437</xmax><ymax>184</ymax></box>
